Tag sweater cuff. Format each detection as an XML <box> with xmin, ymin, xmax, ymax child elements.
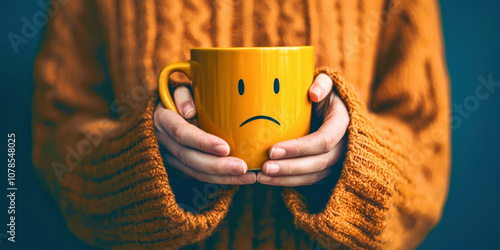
<box><xmin>281</xmin><ymin>68</ymin><xmax>401</xmax><ymax>249</ymax></box>
<box><xmin>58</xmin><ymin>93</ymin><xmax>237</xmax><ymax>248</ymax></box>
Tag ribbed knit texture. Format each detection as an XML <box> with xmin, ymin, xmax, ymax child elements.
<box><xmin>32</xmin><ymin>0</ymin><xmax>451</xmax><ymax>249</ymax></box>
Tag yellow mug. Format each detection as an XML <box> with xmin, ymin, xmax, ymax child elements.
<box><xmin>158</xmin><ymin>46</ymin><xmax>314</xmax><ymax>170</ymax></box>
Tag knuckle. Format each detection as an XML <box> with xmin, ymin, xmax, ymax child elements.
<box><xmin>277</xmin><ymin>179</ymin><xmax>288</xmax><ymax>186</ymax></box>
<box><xmin>192</xmin><ymin>172</ymin><xmax>208</xmax><ymax>182</ymax></box>
<box><xmin>322</xmin><ymin>135</ymin><xmax>336</xmax><ymax>152</ymax></box>
<box><xmin>197</xmin><ymin>131</ymin><xmax>210</xmax><ymax>151</ymax></box>
<box><xmin>220</xmin><ymin>177</ymin><xmax>233</xmax><ymax>185</ymax></box>
<box><xmin>285</xmin><ymin>163</ymin><xmax>296</xmax><ymax>175</ymax></box>
<box><xmin>172</xmin><ymin>124</ymin><xmax>186</xmax><ymax>142</ymax></box>
<box><xmin>318</xmin><ymin>157</ymin><xmax>330</xmax><ymax>170</ymax></box>
<box><xmin>177</xmin><ymin>149</ymin><xmax>189</xmax><ymax>166</ymax></box>
<box><xmin>211</xmin><ymin>158</ymin><xmax>224</xmax><ymax>174</ymax></box>
<box><xmin>206</xmin><ymin>175</ymin><xmax>229</xmax><ymax>185</ymax></box>
<box><xmin>308</xmin><ymin>174</ymin><xmax>321</xmax><ymax>185</ymax></box>
<box><xmin>294</xmin><ymin>138</ymin><xmax>304</xmax><ymax>156</ymax></box>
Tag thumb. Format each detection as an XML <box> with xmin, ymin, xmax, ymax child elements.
<box><xmin>173</xmin><ymin>86</ymin><xmax>197</xmax><ymax>119</ymax></box>
<box><xmin>308</xmin><ymin>73</ymin><xmax>333</xmax><ymax>103</ymax></box>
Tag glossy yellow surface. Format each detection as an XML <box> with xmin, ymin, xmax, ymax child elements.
<box><xmin>159</xmin><ymin>46</ymin><xmax>314</xmax><ymax>169</ymax></box>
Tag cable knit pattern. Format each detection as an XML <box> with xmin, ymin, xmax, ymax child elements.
<box><xmin>33</xmin><ymin>0</ymin><xmax>450</xmax><ymax>249</ymax></box>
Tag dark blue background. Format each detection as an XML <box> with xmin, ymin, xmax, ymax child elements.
<box><xmin>1</xmin><ymin>0</ymin><xmax>499</xmax><ymax>249</ymax></box>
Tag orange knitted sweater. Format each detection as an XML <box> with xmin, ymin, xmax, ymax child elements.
<box><xmin>32</xmin><ymin>0</ymin><xmax>451</xmax><ymax>249</ymax></box>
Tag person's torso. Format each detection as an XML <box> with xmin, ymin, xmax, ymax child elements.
<box><xmin>92</xmin><ymin>0</ymin><xmax>387</xmax><ymax>248</ymax></box>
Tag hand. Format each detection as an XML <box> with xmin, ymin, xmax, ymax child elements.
<box><xmin>257</xmin><ymin>74</ymin><xmax>349</xmax><ymax>187</ymax></box>
<box><xmin>154</xmin><ymin>86</ymin><xmax>256</xmax><ymax>185</ymax></box>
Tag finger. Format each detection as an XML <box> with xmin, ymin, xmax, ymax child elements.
<box><xmin>173</xmin><ymin>86</ymin><xmax>196</xmax><ymax>119</ymax></box>
<box><xmin>162</xmin><ymin>152</ymin><xmax>194</xmax><ymax>179</ymax></box>
<box><xmin>157</xmin><ymin>131</ymin><xmax>248</xmax><ymax>175</ymax></box>
<box><xmin>308</xmin><ymin>73</ymin><xmax>333</xmax><ymax>103</ymax></box>
<box><xmin>155</xmin><ymin>103</ymin><xmax>230</xmax><ymax>156</ymax></box>
<box><xmin>256</xmin><ymin>168</ymin><xmax>331</xmax><ymax>187</ymax></box>
<box><xmin>163</xmin><ymin>151</ymin><xmax>256</xmax><ymax>185</ymax></box>
<box><xmin>269</xmin><ymin>94</ymin><xmax>349</xmax><ymax>159</ymax></box>
<box><xmin>263</xmin><ymin>136</ymin><xmax>346</xmax><ymax>176</ymax></box>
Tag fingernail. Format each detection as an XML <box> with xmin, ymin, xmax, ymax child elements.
<box><xmin>214</xmin><ymin>144</ymin><xmax>230</xmax><ymax>156</ymax></box>
<box><xmin>257</xmin><ymin>173</ymin><xmax>271</xmax><ymax>183</ymax></box>
<box><xmin>310</xmin><ymin>88</ymin><xmax>321</xmax><ymax>101</ymax></box>
<box><xmin>266</xmin><ymin>163</ymin><xmax>279</xmax><ymax>175</ymax></box>
<box><xmin>240</xmin><ymin>173</ymin><xmax>256</xmax><ymax>184</ymax></box>
<box><xmin>183</xmin><ymin>108</ymin><xmax>196</xmax><ymax>118</ymax></box>
<box><xmin>229</xmin><ymin>160</ymin><xmax>245</xmax><ymax>175</ymax></box>
<box><xmin>270</xmin><ymin>147</ymin><xmax>286</xmax><ymax>159</ymax></box>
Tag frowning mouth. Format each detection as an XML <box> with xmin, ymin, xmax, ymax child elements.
<box><xmin>240</xmin><ymin>115</ymin><xmax>281</xmax><ymax>127</ymax></box>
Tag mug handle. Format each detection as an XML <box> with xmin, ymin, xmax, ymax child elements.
<box><xmin>158</xmin><ymin>61</ymin><xmax>193</xmax><ymax>114</ymax></box>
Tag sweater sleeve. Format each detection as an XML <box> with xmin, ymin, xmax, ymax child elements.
<box><xmin>32</xmin><ymin>1</ymin><xmax>235</xmax><ymax>248</ymax></box>
<box><xmin>281</xmin><ymin>1</ymin><xmax>451</xmax><ymax>249</ymax></box>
